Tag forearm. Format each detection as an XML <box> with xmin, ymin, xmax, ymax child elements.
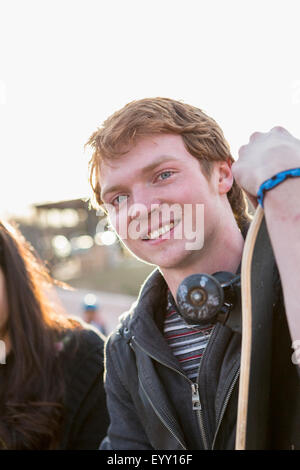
<box><xmin>264</xmin><ymin>178</ymin><xmax>300</xmax><ymax>345</ymax></box>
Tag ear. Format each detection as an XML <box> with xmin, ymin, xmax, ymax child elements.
<box><xmin>217</xmin><ymin>160</ymin><xmax>234</xmax><ymax>195</ymax></box>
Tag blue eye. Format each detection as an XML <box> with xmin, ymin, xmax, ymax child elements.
<box><xmin>113</xmin><ymin>195</ymin><xmax>128</xmax><ymax>206</ymax></box>
<box><xmin>159</xmin><ymin>171</ymin><xmax>173</xmax><ymax>180</ymax></box>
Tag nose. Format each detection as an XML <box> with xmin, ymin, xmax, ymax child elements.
<box><xmin>128</xmin><ymin>185</ymin><xmax>161</xmax><ymax>221</ymax></box>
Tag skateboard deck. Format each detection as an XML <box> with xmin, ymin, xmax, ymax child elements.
<box><xmin>235</xmin><ymin>206</ymin><xmax>277</xmax><ymax>449</ymax></box>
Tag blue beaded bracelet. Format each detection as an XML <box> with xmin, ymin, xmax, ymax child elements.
<box><xmin>257</xmin><ymin>167</ymin><xmax>300</xmax><ymax>207</ymax></box>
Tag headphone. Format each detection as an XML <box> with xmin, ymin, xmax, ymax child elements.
<box><xmin>176</xmin><ymin>271</ymin><xmax>241</xmax><ymax>332</ymax></box>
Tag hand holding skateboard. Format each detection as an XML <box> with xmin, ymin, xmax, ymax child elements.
<box><xmin>232</xmin><ymin>126</ymin><xmax>300</xmax><ymax>207</ymax></box>
<box><xmin>234</xmin><ymin>126</ymin><xmax>300</xmax><ymax>449</ymax></box>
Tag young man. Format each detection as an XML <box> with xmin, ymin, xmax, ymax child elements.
<box><xmin>87</xmin><ymin>98</ymin><xmax>300</xmax><ymax>449</ymax></box>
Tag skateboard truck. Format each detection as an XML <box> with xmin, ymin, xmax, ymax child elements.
<box><xmin>176</xmin><ymin>271</ymin><xmax>241</xmax><ymax>333</ymax></box>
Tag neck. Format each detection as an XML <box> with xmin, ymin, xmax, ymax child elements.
<box><xmin>160</xmin><ymin>218</ymin><xmax>245</xmax><ymax>302</ymax></box>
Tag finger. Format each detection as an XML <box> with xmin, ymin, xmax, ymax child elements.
<box><xmin>269</xmin><ymin>126</ymin><xmax>298</xmax><ymax>142</ymax></box>
<box><xmin>270</xmin><ymin>126</ymin><xmax>291</xmax><ymax>135</ymax></box>
<box><xmin>238</xmin><ymin>144</ymin><xmax>248</xmax><ymax>158</ymax></box>
<box><xmin>249</xmin><ymin>131</ymin><xmax>264</xmax><ymax>143</ymax></box>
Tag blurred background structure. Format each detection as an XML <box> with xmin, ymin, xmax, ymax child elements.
<box><xmin>1</xmin><ymin>0</ymin><xmax>299</xmax><ymax>333</ymax></box>
<box><xmin>9</xmin><ymin>198</ymin><xmax>154</xmax><ymax>334</ymax></box>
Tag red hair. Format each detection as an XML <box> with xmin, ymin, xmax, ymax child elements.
<box><xmin>87</xmin><ymin>97</ymin><xmax>251</xmax><ymax>231</ymax></box>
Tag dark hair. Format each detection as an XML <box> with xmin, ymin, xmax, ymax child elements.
<box><xmin>87</xmin><ymin>97</ymin><xmax>252</xmax><ymax>232</ymax></box>
<box><xmin>0</xmin><ymin>221</ymin><xmax>82</xmax><ymax>449</ymax></box>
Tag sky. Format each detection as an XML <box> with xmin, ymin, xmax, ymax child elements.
<box><xmin>0</xmin><ymin>0</ymin><xmax>300</xmax><ymax>217</ymax></box>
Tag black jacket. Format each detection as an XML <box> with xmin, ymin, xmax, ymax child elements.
<box><xmin>59</xmin><ymin>326</ymin><xmax>110</xmax><ymax>449</ymax></box>
<box><xmin>101</xmin><ymin>268</ymin><xmax>300</xmax><ymax>450</ymax></box>
<box><xmin>101</xmin><ymin>269</ymin><xmax>242</xmax><ymax>450</ymax></box>
<box><xmin>0</xmin><ymin>326</ymin><xmax>109</xmax><ymax>450</ymax></box>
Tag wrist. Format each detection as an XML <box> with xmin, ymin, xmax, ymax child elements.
<box><xmin>255</xmin><ymin>145</ymin><xmax>300</xmax><ymax>190</ymax></box>
<box><xmin>257</xmin><ymin>168</ymin><xmax>300</xmax><ymax>208</ymax></box>
<box><xmin>263</xmin><ymin>177</ymin><xmax>300</xmax><ymax>217</ymax></box>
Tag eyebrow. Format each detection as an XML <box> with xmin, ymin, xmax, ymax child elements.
<box><xmin>101</xmin><ymin>155</ymin><xmax>179</xmax><ymax>201</ymax></box>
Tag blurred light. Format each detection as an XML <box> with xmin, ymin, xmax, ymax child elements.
<box><xmin>77</xmin><ymin>209</ymin><xmax>88</xmax><ymax>222</ymax></box>
<box><xmin>61</xmin><ymin>209</ymin><xmax>79</xmax><ymax>227</ymax></box>
<box><xmin>71</xmin><ymin>235</ymin><xmax>93</xmax><ymax>251</ymax></box>
<box><xmin>52</xmin><ymin>235</ymin><xmax>71</xmax><ymax>257</ymax></box>
<box><xmin>101</xmin><ymin>231</ymin><xmax>117</xmax><ymax>246</ymax></box>
<box><xmin>94</xmin><ymin>231</ymin><xmax>117</xmax><ymax>246</ymax></box>
<box><xmin>52</xmin><ymin>258</ymin><xmax>81</xmax><ymax>280</ymax></box>
<box><xmin>47</xmin><ymin>209</ymin><xmax>62</xmax><ymax>228</ymax></box>
<box><xmin>83</xmin><ymin>293</ymin><xmax>98</xmax><ymax>310</ymax></box>
<box><xmin>94</xmin><ymin>232</ymin><xmax>103</xmax><ymax>245</ymax></box>
<box><xmin>96</xmin><ymin>218</ymin><xmax>108</xmax><ymax>233</ymax></box>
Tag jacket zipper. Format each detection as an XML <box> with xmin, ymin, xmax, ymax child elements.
<box><xmin>131</xmin><ymin>336</ymin><xmax>192</xmax><ymax>448</ymax></box>
<box><xmin>131</xmin><ymin>331</ymin><xmax>239</xmax><ymax>450</ymax></box>
<box><xmin>211</xmin><ymin>367</ymin><xmax>240</xmax><ymax>450</ymax></box>
<box><xmin>194</xmin><ymin>324</ymin><xmax>240</xmax><ymax>450</ymax></box>
<box><xmin>191</xmin><ymin>382</ymin><xmax>209</xmax><ymax>450</ymax></box>
<box><xmin>131</xmin><ymin>335</ymin><xmax>210</xmax><ymax>449</ymax></box>
<box><xmin>192</xmin><ymin>324</ymin><xmax>218</xmax><ymax>449</ymax></box>
<box><xmin>138</xmin><ymin>376</ymin><xmax>187</xmax><ymax>450</ymax></box>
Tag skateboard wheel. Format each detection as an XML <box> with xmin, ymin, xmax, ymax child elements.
<box><xmin>176</xmin><ymin>273</ymin><xmax>224</xmax><ymax>325</ymax></box>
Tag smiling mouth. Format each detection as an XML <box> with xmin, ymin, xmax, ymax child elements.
<box><xmin>142</xmin><ymin>220</ymin><xmax>180</xmax><ymax>241</ymax></box>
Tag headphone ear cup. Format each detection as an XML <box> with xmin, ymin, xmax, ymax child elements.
<box><xmin>176</xmin><ymin>273</ymin><xmax>224</xmax><ymax>325</ymax></box>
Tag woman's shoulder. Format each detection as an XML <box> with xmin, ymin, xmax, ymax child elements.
<box><xmin>72</xmin><ymin>319</ymin><xmax>106</xmax><ymax>349</ymax></box>
<box><xmin>56</xmin><ymin>320</ymin><xmax>109</xmax><ymax>449</ymax></box>
<box><xmin>55</xmin><ymin>318</ymin><xmax>106</xmax><ymax>374</ymax></box>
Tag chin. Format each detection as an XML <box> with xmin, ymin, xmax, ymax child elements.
<box><xmin>150</xmin><ymin>252</ymin><xmax>192</xmax><ymax>270</ymax></box>
<box><xmin>127</xmin><ymin>241</ymin><xmax>195</xmax><ymax>270</ymax></box>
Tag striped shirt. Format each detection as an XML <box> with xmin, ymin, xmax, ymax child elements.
<box><xmin>164</xmin><ymin>289</ymin><xmax>213</xmax><ymax>381</ymax></box>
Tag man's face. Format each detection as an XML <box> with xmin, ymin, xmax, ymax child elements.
<box><xmin>99</xmin><ymin>134</ymin><xmax>228</xmax><ymax>269</ymax></box>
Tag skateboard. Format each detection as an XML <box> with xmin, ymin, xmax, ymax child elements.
<box><xmin>235</xmin><ymin>205</ymin><xmax>277</xmax><ymax>450</ymax></box>
<box><xmin>176</xmin><ymin>205</ymin><xmax>278</xmax><ymax>449</ymax></box>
